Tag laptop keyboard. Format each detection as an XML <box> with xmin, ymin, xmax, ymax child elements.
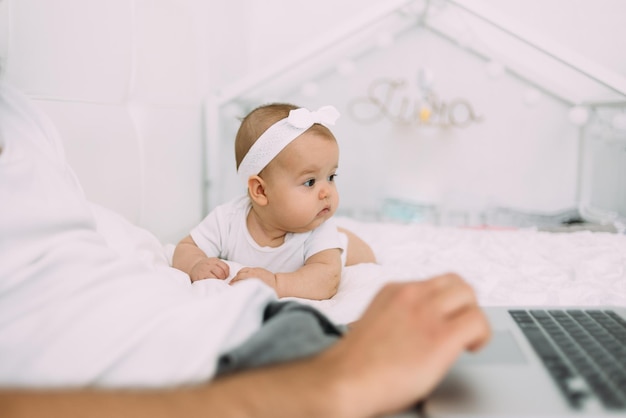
<box><xmin>509</xmin><ymin>309</ymin><xmax>626</xmax><ymax>410</ymax></box>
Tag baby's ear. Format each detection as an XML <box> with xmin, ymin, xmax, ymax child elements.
<box><xmin>247</xmin><ymin>175</ymin><xmax>268</xmax><ymax>206</ymax></box>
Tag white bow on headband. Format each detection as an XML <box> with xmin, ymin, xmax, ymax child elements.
<box><xmin>238</xmin><ymin>105</ymin><xmax>341</xmax><ymax>184</ymax></box>
<box><xmin>286</xmin><ymin>105</ymin><xmax>341</xmax><ymax>129</ymax></box>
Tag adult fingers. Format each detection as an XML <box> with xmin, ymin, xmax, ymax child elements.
<box><xmin>445</xmin><ymin>305</ymin><xmax>492</xmax><ymax>353</ymax></box>
<box><xmin>426</xmin><ymin>274</ymin><xmax>479</xmax><ymax>319</ymax></box>
<box><xmin>421</xmin><ymin>273</ymin><xmax>490</xmax><ymax>352</ymax></box>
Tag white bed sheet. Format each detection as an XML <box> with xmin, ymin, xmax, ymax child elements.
<box><xmin>290</xmin><ymin>217</ymin><xmax>626</xmax><ymax>324</ymax></box>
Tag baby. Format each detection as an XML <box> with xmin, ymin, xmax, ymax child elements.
<box><xmin>173</xmin><ymin>103</ymin><xmax>375</xmax><ymax>300</ymax></box>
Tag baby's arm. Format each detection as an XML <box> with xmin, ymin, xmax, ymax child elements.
<box><xmin>231</xmin><ymin>248</ymin><xmax>342</xmax><ymax>300</ymax></box>
<box><xmin>172</xmin><ymin>235</ymin><xmax>230</xmax><ymax>282</ymax></box>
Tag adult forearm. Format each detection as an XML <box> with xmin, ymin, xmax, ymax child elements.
<box><xmin>0</xmin><ymin>275</ymin><xmax>491</xmax><ymax>418</ymax></box>
<box><xmin>0</xmin><ymin>354</ymin><xmax>353</xmax><ymax>418</ymax></box>
<box><xmin>0</xmin><ymin>389</ymin><xmax>204</xmax><ymax>418</ymax></box>
<box><xmin>205</xmin><ymin>355</ymin><xmax>353</xmax><ymax>418</ymax></box>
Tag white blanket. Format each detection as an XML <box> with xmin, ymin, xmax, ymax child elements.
<box><xmin>288</xmin><ymin>217</ymin><xmax>626</xmax><ymax>324</ymax></box>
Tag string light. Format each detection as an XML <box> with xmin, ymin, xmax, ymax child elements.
<box><xmin>300</xmin><ymin>82</ymin><xmax>319</xmax><ymax>97</ymax></box>
<box><xmin>568</xmin><ymin>106</ymin><xmax>589</xmax><ymax>126</ymax></box>
<box><xmin>376</xmin><ymin>32</ymin><xmax>394</xmax><ymax>49</ymax></box>
<box><xmin>336</xmin><ymin>59</ymin><xmax>356</xmax><ymax>76</ymax></box>
<box><xmin>222</xmin><ymin>102</ymin><xmax>244</xmax><ymax>120</ymax></box>
<box><xmin>419</xmin><ymin>104</ymin><xmax>432</xmax><ymax>122</ymax></box>
<box><xmin>612</xmin><ymin>113</ymin><xmax>626</xmax><ymax>131</ymax></box>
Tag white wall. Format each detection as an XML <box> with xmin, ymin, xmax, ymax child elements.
<box><xmin>212</xmin><ymin>0</ymin><xmax>626</xmax><ymax>222</ymax></box>
<box><xmin>1</xmin><ymin>0</ymin><xmax>214</xmax><ymax>243</ymax></box>
<box><xmin>3</xmin><ymin>0</ymin><xmax>623</xmax><ymax>239</ymax></box>
<box><xmin>480</xmin><ymin>0</ymin><xmax>626</xmax><ymax>77</ymax></box>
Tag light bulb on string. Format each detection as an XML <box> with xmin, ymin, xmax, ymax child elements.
<box><xmin>611</xmin><ymin>113</ymin><xmax>626</xmax><ymax>131</ymax></box>
<box><xmin>300</xmin><ymin>82</ymin><xmax>319</xmax><ymax>97</ymax></box>
<box><xmin>222</xmin><ymin>101</ymin><xmax>244</xmax><ymax>120</ymax></box>
<box><xmin>399</xmin><ymin>0</ymin><xmax>428</xmax><ymax>18</ymax></box>
<box><xmin>376</xmin><ymin>32</ymin><xmax>394</xmax><ymax>49</ymax></box>
<box><xmin>419</xmin><ymin>104</ymin><xmax>432</xmax><ymax>123</ymax></box>
<box><xmin>568</xmin><ymin>106</ymin><xmax>589</xmax><ymax>126</ymax></box>
<box><xmin>336</xmin><ymin>59</ymin><xmax>356</xmax><ymax>76</ymax></box>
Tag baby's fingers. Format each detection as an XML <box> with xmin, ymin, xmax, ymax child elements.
<box><xmin>207</xmin><ymin>259</ymin><xmax>229</xmax><ymax>279</ymax></box>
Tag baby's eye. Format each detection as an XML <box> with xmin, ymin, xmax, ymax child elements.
<box><xmin>328</xmin><ymin>173</ymin><xmax>338</xmax><ymax>182</ymax></box>
<box><xmin>303</xmin><ymin>178</ymin><xmax>316</xmax><ymax>187</ymax></box>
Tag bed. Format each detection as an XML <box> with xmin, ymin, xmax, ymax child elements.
<box><xmin>97</xmin><ymin>202</ymin><xmax>626</xmax><ymax>326</ymax></box>
<box><xmin>311</xmin><ymin>217</ymin><xmax>626</xmax><ymax>323</ymax></box>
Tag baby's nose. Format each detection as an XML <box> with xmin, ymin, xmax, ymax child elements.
<box><xmin>319</xmin><ymin>184</ymin><xmax>330</xmax><ymax>199</ymax></box>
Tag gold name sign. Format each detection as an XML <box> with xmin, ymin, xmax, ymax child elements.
<box><xmin>348</xmin><ymin>78</ymin><xmax>483</xmax><ymax>128</ymax></box>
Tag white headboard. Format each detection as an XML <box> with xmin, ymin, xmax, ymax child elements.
<box><xmin>0</xmin><ymin>0</ymin><xmax>211</xmax><ymax>244</ymax></box>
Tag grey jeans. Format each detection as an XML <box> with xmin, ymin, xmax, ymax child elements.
<box><xmin>216</xmin><ymin>301</ymin><xmax>346</xmax><ymax>376</ymax></box>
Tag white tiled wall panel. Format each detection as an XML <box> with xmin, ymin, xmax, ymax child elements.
<box><xmin>129</xmin><ymin>105</ymin><xmax>204</xmax><ymax>243</ymax></box>
<box><xmin>3</xmin><ymin>0</ymin><xmax>209</xmax><ymax>242</ymax></box>
<box><xmin>6</xmin><ymin>0</ymin><xmax>133</xmax><ymax>103</ymax></box>
<box><xmin>35</xmin><ymin>100</ymin><xmax>143</xmax><ymax>224</ymax></box>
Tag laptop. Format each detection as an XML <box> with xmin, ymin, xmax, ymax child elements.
<box><xmin>408</xmin><ymin>307</ymin><xmax>626</xmax><ymax>417</ymax></box>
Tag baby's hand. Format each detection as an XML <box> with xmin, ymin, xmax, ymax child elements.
<box><xmin>189</xmin><ymin>257</ymin><xmax>230</xmax><ymax>282</ymax></box>
<box><xmin>231</xmin><ymin>267</ymin><xmax>277</xmax><ymax>290</ymax></box>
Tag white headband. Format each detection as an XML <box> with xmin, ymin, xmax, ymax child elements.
<box><xmin>237</xmin><ymin>105</ymin><xmax>340</xmax><ymax>184</ymax></box>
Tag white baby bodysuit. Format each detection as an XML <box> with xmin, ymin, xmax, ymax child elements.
<box><xmin>190</xmin><ymin>195</ymin><xmax>346</xmax><ymax>278</ymax></box>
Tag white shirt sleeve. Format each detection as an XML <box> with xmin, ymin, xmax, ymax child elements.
<box><xmin>190</xmin><ymin>206</ymin><xmax>226</xmax><ymax>257</ymax></box>
<box><xmin>303</xmin><ymin>217</ymin><xmax>345</xmax><ymax>261</ymax></box>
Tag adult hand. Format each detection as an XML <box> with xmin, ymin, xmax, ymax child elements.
<box><xmin>321</xmin><ymin>272</ymin><xmax>491</xmax><ymax>418</ymax></box>
<box><xmin>0</xmin><ymin>273</ymin><xmax>489</xmax><ymax>418</ymax></box>
<box><xmin>189</xmin><ymin>257</ymin><xmax>230</xmax><ymax>282</ymax></box>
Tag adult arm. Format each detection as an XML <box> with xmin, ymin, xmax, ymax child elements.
<box><xmin>0</xmin><ymin>273</ymin><xmax>491</xmax><ymax>418</ymax></box>
<box><xmin>231</xmin><ymin>248</ymin><xmax>341</xmax><ymax>300</ymax></box>
<box><xmin>0</xmin><ymin>358</ymin><xmax>346</xmax><ymax>418</ymax></box>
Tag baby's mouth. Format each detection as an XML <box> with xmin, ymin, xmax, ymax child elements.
<box><xmin>318</xmin><ymin>206</ymin><xmax>331</xmax><ymax>216</ymax></box>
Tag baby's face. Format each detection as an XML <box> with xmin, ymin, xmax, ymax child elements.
<box><xmin>261</xmin><ymin>131</ymin><xmax>339</xmax><ymax>233</ymax></box>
